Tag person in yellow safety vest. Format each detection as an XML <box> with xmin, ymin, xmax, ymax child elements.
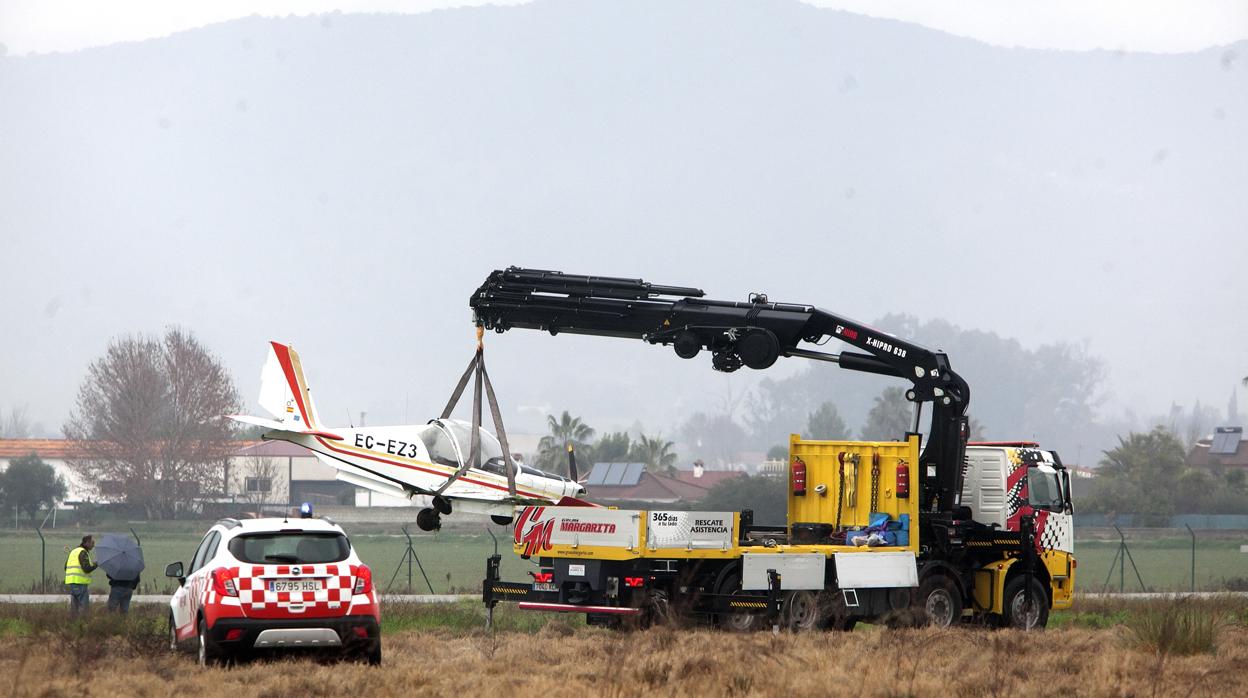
<box><xmin>65</xmin><ymin>535</ymin><xmax>98</xmax><ymax>616</ymax></box>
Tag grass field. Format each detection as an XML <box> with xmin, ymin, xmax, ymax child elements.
<box><xmin>1074</xmin><ymin>537</ymin><xmax>1248</xmax><ymax>592</ymax></box>
<box><xmin>3</xmin><ymin>523</ymin><xmax>1246</xmax><ymax>594</ymax></box>
<box><xmin>1</xmin><ymin>598</ymin><xmax>1246</xmax><ymax>697</ymax></box>
<box><xmin>0</xmin><ymin>527</ymin><xmax>536</xmax><ymax>594</ymax></box>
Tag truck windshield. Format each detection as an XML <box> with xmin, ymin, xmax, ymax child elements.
<box><xmin>1027</xmin><ymin>468</ymin><xmax>1065</xmax><ymax>511</ymax></box>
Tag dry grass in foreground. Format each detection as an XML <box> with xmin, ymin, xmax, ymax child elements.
<box><xmin>0</xmin><ymin>620</ymin><xmax>1245</xmax><ymax>698</ymax></box>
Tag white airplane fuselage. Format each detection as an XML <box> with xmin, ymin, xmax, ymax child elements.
<box><xmin>267</xmin><ymin>421</ymin><xmax>583</xmax><ymax>517</ymax></box>
<box><xmin>229</xmin><ymin>341</ymin><xmax>585</xmax><ymax>526</ymax></box>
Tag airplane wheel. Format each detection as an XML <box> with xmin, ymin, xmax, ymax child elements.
<box><xmin>490</xmin><ymin>515</ymin><xmax>514</xmax><ymax>526</ymax></box>
<box><xmin>416</xmin><ymin>508</ymin><xmax>441</xmax><ymax>532</ymax></box>
<box><xmin>432</xmin><ymin>496</ymin><xmax>453</xmax><ymax>515</ymax></box>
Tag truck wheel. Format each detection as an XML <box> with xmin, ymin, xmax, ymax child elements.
<box><xmin>1001</xmin><ymin>576</ymin><xmax>1048</xmax><ymax>630</ymax></box>
<box><xmin>784</xmin><ymin>591</ymin><xmax>821</xmax><ymax>632</ymax></box>
<box><xmin>917</xmin><ymin>576</ymin><xmax>962</xmax><ymax>628</ymax></box>
<box><xmin>820</xmin><ymin>591</ymin><xmax>858</xmax><ymax>632</ymax></box>
<box><xmin>638</xmin><ymin>589</ymin><xmax>671</xmax><ymax>629</ymax></box>
<box><xmin>716</xmin><ymin>574</ymin><xmax>759</xmax><ymax>632</ymax></box>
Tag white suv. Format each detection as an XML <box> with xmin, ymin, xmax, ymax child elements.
<box><xmin>166</xmin><ymin>516</ymin><xmax>381</xmax><ymax>666</ymax></box>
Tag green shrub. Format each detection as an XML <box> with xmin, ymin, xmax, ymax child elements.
<box><xmin>1121</xmin><ymin>600</ymin><xmax>1226</xmax><ymax>656</ymax></box>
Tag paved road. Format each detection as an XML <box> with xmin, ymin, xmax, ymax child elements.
<box><xmin>0</xmin><ymin>594</ymin><xmax>475</xmax><ymax>604</ymax></box>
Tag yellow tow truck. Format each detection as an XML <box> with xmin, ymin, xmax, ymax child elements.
<box><xmin>476</xmin><ymin>268</ymin><xmax>1075</xmax><ymax>629</ymax></box>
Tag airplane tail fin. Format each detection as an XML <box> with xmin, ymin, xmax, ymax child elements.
<box><xmin>226</xmin><ymin>342</ymin><xmax>343</xmax><ymax>441</ymax></box>
<box><xmin>259</xmin><ymin>341</ymin><xmax>322</xmax><ymax>429</ymax></box>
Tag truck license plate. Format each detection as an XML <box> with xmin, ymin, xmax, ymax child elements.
<box><xmin>269</xmin><ymin>579</ymin><xmax>321</xmax><ymax>593</ymax></box>
<box><xmin>533</xmin><ymin>582</ymin><xmax>557</xmax><ymax>592</ymax></box>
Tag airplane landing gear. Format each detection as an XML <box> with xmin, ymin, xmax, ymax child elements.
<box><xmin>416</xmin><ymin>508</ymin><xmax>441</xmax><ymax>531</ymax></box>
<box><xmin>432</xmin><ymin>496</ymin><xmax>453</xmax><ymax>515</ymax></box>
<box><xmin>490</xmin><ymin>514</ymin><xmax>514</xmax><ymax>526</ymax></box>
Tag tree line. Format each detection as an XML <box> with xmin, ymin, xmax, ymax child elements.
<box><xmin>2</xmin><ymin>320</ymin><xmax>1240</xmax><ymax>521</ymax></box>
<box><xmin>533</xmin><ymin>411</ymin><xmax>679</xmax><ymax>476</ymax></box>
<box><xmin>1079</xmin><ymin>426</ymin><xmax>1248</xmax><ymax>519</ymax></box>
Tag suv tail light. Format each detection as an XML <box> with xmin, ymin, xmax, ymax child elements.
<box><xmin>211</xmin><ymin>567</ymin><xmax>238</xmax><ymax>597</ymax></box>
<box><xmin>353</xmin><ymin>564</ymin><xmax>373</xmax><ymax>595</ymax></box>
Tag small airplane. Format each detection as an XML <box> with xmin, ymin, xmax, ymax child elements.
<box><xmin>228</xmin><ymin>342</ymin><xmax>587</xmax><ymax>531</ymax></box>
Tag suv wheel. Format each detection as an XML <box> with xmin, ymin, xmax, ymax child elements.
<box><xmin>168</xmin><ymin>614</ymin><xmax>178</xmax><ymax>652</ymax></box>
<box><xmin>367</xmin><ymin>638</ymin><xmax>382</xmax><ymax>666</ymax></box>
<box><xmin>198</xmin><ymin>618</ymin><xmax>223</xmax><ymax>667</ymax></box>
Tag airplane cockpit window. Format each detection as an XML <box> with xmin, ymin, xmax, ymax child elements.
<box><xmin>438</xmin><ymin>420</ymin><xmax>504</xmax><ymax>467</ymax></box>
<box><xmin>418</xmin><ymin>424</ymin><xmax>461</xmax><ymax>467</ymax></box>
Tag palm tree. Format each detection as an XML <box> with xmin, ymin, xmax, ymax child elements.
<box><xmin>631</xmin><ymin>433</ymin><xmax>678</xmax><ymax>475</ymax></box>
<box><xmin>536</xmin><ymin>411</ymin><xmax>595</xmax><ymax>475</ymax></box>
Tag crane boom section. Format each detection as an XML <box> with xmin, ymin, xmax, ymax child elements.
<box><xmin>470</xmin><ymin>267</ymin><xmax>971</xmax><ymax>514</ymax></box>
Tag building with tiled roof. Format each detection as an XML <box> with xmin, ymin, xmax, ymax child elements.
<box><xmin>0</xmin><ymin>438</ymin><xmax>358</xmax><ymax>509</ymax></box>
<box><xmin>1186</xmin><ymin>426</ymin><xmax>1248</xmax><ymax>470</ymax></box>
<box><xmin>580</xmin><ymin>462</ymin><xmax>745</xmax><ymax>504</ymax></box>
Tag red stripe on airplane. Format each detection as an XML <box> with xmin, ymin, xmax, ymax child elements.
<box><xmin>313</xmin><ymin>436</ymin><xmax>548</xmax><ymax>500</ymax></box>
<box><xmin>270</xmin><ymin>342</ymin><xmax>312</xmax><ymax>427</ymax></box>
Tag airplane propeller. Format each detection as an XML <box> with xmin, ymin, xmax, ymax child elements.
<box><xmin>566</xmin><ymin>442</ymin><xmax>579</xmax><ymax>484</ymax></box>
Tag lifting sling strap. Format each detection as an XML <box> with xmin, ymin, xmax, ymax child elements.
<box><xmin>436</xmin><ymin>327</ymin><xmax>517</xmax><ymax>498</ymax></box>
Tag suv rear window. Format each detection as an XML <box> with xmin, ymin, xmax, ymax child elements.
<box><xmin>228</xmin><ymin>532</ymin><xmax>351</xmax><ymax>564</ymax></box>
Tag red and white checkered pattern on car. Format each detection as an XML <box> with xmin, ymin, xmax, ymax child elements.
<box><xmin>234</xmin><ymin>563</ymin><xmax>355</xmax><ymax>611</ymax></box>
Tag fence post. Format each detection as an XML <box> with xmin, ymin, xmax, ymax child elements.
<box><xmin>1185</xmin><ymin>523</ymin><xmax>1195</xmax><ymax>593</ymax></box>
<box><xmin>36</xmin><ymin>526</ymin><xmax>46</xmax><ymax>593</ymax></box>
<box><xmin>36</xmin><ymin>508</ymin><xmax>56</xmax><ymax>593</ymax></box>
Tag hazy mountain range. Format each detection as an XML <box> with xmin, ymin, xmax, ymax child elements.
<box><xmin>1</xmin><ymin>0</ymin><xmax>1244</xmax><ymax>460</ymax></box>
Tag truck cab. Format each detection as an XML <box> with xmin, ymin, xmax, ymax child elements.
<box><xmin>962</xmin><ymin>443</ymin><xmax>1077</xmax><ymax>619</ymax></box>
<box><xmin>963</xmin><ymin>443</ymin><xmax>1074</xmax><ymax>547</ymax></box>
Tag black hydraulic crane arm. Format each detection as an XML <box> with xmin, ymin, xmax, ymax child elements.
<box><xmin>470</xmin><ymin>267</ymin><xmax>971</xmax><ymax>514</ymax></box>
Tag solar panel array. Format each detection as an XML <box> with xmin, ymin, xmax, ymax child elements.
<box><xmin>585</xmin><ymin>462</ymin><xmax>646</xmax><ymax>486</ymax></box>
<box><xmin>1210</xmin><ymin>426</ymin><xmax>1243</xmax><ymax>456</ymax></box>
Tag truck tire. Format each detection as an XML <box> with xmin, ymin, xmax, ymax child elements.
<box><xmin>716</xmin><ymin>574</ymin><xmax>760</xmax><ymax>632</ymax></box>
<box><xmin>784</xmin><ymin>591</ymin><xmax>821</xmax><ymax>632</ymax></box>
<box><xmin>1001</xmin><ymin>576</ymin><xmax>1048</xmax><ymax>630</ymax></box>
<box><xmin>629</xmin><ymin>589</ymin><xmax>671</xmax><ymax>630</ymax></box>
<box><xmin>917</xmin><ymin>575</ymin><xmax>962</xmax><ymax>628</ymax></box>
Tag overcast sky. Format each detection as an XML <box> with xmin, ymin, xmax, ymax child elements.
<box><xmin>0</xmin><ymin>0</ymin><xmax>1244</xmax><ymax>453</ymax></box>
<box><xmin>2</xmin><ymin>0</ymin><xmax>1246</xmax><ymax>55</ymax></box>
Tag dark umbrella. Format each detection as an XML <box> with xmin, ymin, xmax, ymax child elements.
<box><xmin>95</xmin><ymin>533</ymin><xmax>145</xmax><ymax>581</ymax></box>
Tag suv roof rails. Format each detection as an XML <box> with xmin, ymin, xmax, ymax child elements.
<box><xmin>215</xmin><ymin>517</ymin><xmax>242</xmax><ymax>530</ymax></box>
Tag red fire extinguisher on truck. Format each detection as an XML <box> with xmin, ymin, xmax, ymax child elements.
<box><xmin>896</xmin><ymin>459</ymin><xmax>910</xmax><ymax>498</ymax></box>
<box><xmin>792</xmin><ymin>457</ymin><xmax>807</xmax><ymax>496</ymax></box>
